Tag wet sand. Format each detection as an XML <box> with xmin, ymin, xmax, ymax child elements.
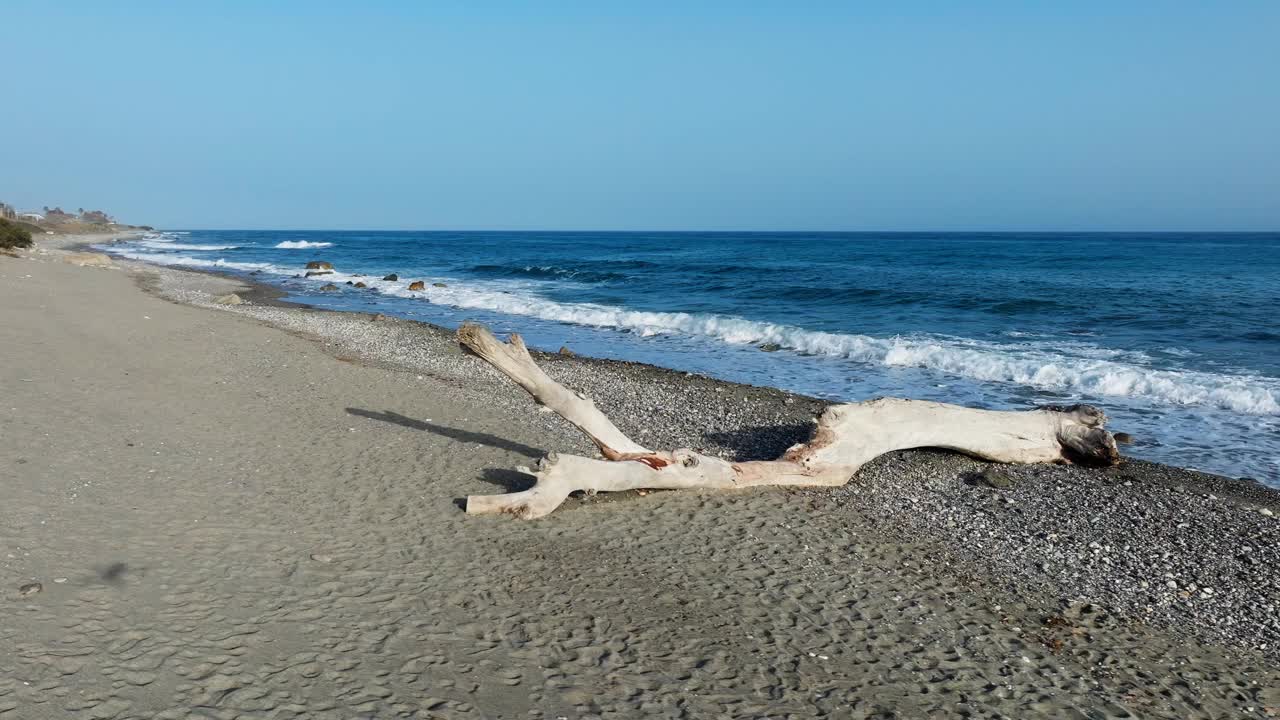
<box><xmin>1</xmin><ymin>238</ymin><xmax>1278</xmax><ymax>718</ymax></box>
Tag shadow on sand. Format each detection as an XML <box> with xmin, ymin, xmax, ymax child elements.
<box><xmin>345</xmin><ymin>407</ymin><xmax>545</xmax><ymax>458</ymax></box>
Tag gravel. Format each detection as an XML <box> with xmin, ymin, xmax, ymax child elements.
<box><xmin>139</xmin><ymin>260</ymin><xmax>1280</xmax><ymax>658</ymax></box>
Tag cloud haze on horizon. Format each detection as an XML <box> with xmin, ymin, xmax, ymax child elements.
<box><xmin>3</xmin><ymin>1</ymin><xmax>1278</xmax><ymax>231</ymax></box>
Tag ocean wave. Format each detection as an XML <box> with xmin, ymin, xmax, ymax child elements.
<box><xmin>369</xmin><ymin>280</ymin><xmax>1280</xmax><ymax>415</ymax></box>
<box><xmin>138</xmin><ymin>241</ymin><xmax>240</xmax><ymax>251</ymax></box>
<box><xmin>99</xmin><ymin>248</ymin><xmax>285</xmax><ymax>275</ymax></box>
<box><xmin>275</xmin><ymin>240</ymin><xmax>334</xmax><ymax>249</ymax></box>
<box><xmin>468</xmin><ymin>263</ymin><xmax>627</xmax><ymax>283</ymax></box>
<box><xmin>98</xmin><ymin>246</ymin><xmax>1280</xmax><ymax>416</ymax></box>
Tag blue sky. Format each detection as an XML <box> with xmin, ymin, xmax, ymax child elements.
<box><xmin>3</xmin><ymin>2</ymin><xmax>1277</xmax><ymax>230</ymax></box>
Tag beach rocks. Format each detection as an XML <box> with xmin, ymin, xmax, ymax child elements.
<box><xmin>975</xmin><ymin>467</ymin><xmax>1016</xmax><ymax>490</ymax></box>
<box><xmin>319</xmin><ymin>284</ymin><xmax>339</xmax><ymax>292</ymax></box>
<box><xmin>354</xmin><ymin>282</ymin><xmax>367</xmax><ymax>288</ymax></box>
<box><xmin>383</xmin><ymin>274</ymin><xmax>398</xmax><ymax>281</ymax></box>
<box><xmin>212</xmin><ymin>293</ymin><xmax>244</xmax><ymax>305</ymax></box>
<box><xmin>759</xmin><ymin>343</ymin><xmax>782</xmax><ymax>352</ymax></box>
<box><xmin>432</xmin><ymin>282</ymin><xmax>447</xmax><ymax>288</ymax></box>
<box><xmin>370</xmin><ymin>313</ymin><xmax>389</xmax><ymax>322</ymax></box>
<box><xmin>305</xmin><ymin>261</ymin><xmax>333</xmax><ymax>276</ymax></box>
<box><xmin>559</xmin><ymin>346</ymin><xmax>575</xmax><ymax>357</ymax></box>
<box><xmin>408</xmin><ymin>281</ymin><xmax>425</xmax><ymax>291</ymax></box>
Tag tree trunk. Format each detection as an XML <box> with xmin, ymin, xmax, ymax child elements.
<box><xmin>458</xmin><ymin>324</ymin><xmax>1120</xmax><ymax>519</ymax></box>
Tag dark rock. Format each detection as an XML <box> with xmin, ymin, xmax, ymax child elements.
<box><xmin>319</xmin><ymin>284</ymin><xmax>339</xmax><ymax>292</ymax></box>
<box><xmin>370</xmin><ymin>313</ymin><xmax>389</xmax><ymax>322</ymax></box>
<box><xmin>1114</xmin><ymin>432</ymin><xmax>1136</xmax><ymax>445</ymax></box>
<box><xmin>408</xmin><ymin>281</ymin><xmax>425</xmax><ymax>291</ymax></box>
<box><xmin>759</xmin><ymin>343</ymin><xmax>782</xmax><ymax>352</ymax></box>
<box><xmin>345</xmin><ymin>281</ymin><xmax>354</xmax><ymax>285</ymax></box>
<box><xmin>383</xmin><ymin>274</ymin><xmax>398</xmax><ymax>281</ymax></box>
<box><xmin>354</xmin><ymin>282</ymin><xmax>367</xmax><ymax>288</ymax></box>
<box><xmin>975</xmin><ymin>468</ymin><xmax>1016</xmax><ymax>490</ymax></box>
<box><xmin>18</xmin><ymin>582</ymin><xmax>42</xmax><ymax>597</ymax></box>
<box><xmin>559</xmin><ymin>346</ymin><xmax>575</xmax><ymax>357</ymax></box>
<box><xmin>305</xmin><ymin>260</ymin><xmax>333</xmax><ymax>270</ymax></box>
<box><xmin>432</xmin><ymin>282</ymin><xmax>447</xmax><ymax>288</ymax></box>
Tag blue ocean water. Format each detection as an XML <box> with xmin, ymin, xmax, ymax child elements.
<box><xmin>102</xmin><ymin>230</ymin><xmax>1280</xmax><ymax>485</ymax></box>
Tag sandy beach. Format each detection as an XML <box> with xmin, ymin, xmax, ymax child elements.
<box><xmin>2</xmin><ymin>235</ymin><xmax>1278</xmax><ymax>718</ymax></box>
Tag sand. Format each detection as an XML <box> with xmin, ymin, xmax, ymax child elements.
<box><xmin>1</xmin><ymin>236</ymin><xmax>1278</xmax><ymax>719</ymax></box>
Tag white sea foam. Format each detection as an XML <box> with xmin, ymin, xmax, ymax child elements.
<box><xmin>101</xmin><ymin>248</ymin><xmax>286</xmax><ymax>275</ymax></box>
<box><xmin>100</xmin><ymin>245</ymin><xmax>1280</xmax><ymax>417</ymax></box>
<box><xmin>275</xmin><ymin>240</ymin><xmax>334</xmax><ymax>249</ymax></box>
<box><xmin>366</xmin><ymin>279</ymin><xmax>1280</xmax><ymax>415</ymax></box>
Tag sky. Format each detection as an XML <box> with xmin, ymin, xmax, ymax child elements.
<box><xmin>3</xmin><ymin>2</ymin><xmax>1278</xmax><ymax>231</ymax></box>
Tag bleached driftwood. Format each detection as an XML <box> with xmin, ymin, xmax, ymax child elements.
<box><xmin>459</xmin><ymin>323</ymin><xmax>1120</xmax><ymax>519</ymax></box>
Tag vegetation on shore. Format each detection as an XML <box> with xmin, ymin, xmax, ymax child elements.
<box><xmin>0</xmin><ymin>218</ymin><xmax>34</xmax><ymax>250</ymax></box>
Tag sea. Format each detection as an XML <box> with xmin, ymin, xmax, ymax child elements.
<box><xmin>99</xmin><ymin>230</ymin><xmax>1280</xmax><ymax>486</ymax></box>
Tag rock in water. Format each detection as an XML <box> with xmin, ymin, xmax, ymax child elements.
<box><xmin>759</xmin><ymin>342</ymin><xmax>782</xmax><ymax>352</ymax></box>
<box><xmin>383</xmin><ymin>273</ymin><xmax>399</xmax><ymax>281</ymax></box>
<box><xmin>212</xmin><ymin>293</ymin><xmax>244</xmax><ymax>305</ymax></box>
<box><xmin>432</xmin><ymin>282</ymin><xmax>447</xmax><ymax>288</ymax></box>
<box><xmin>319</xmin><ymin>283</ymin><xmax>339</xmax><ymax>292</ymax></box>
<box><xmin>354</xmin><ymin>281</ymin><xmax>367</xmax><ymax>288</ymax></box>
<box><xmin>408</xmin><ymin>281</ymin><xmax>426</xmax><ymax>291</ymax></box>
<box><xmin>305</xmin><ymin>260</ymin><xmax>333</xmax><ymax>270</ymax></box>
<box><xmin>1113</xmin><ymin>432</ymin><xmax>1136</xmax><ymax>445</ymax></box>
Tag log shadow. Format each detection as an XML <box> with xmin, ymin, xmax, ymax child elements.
<box><xmin>478</xmin><ymin>468</ymin><xmax>538</xmax><ymax>492</ymax></box>
<box><xmin>701</xmin><ymin>423</ymin><xmax>817</xmax><ymax>462</ymax></box>
<box><xmin>345</xmin><ymin>408</ymin><xmax>544</xmax><ymax>458</ymax></box>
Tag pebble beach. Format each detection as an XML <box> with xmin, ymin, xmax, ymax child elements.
<box><xmin>2</xmin><ymin>234</ymin><xmax>1278</xmax><ymax>718</ymax></box>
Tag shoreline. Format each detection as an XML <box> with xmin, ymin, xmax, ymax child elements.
<box><xmin>3</xmin><ymin>236</ymin><xmax>1279</xmax><ymax>716</ymax></box>
<box><xmin>98</xmin><ymin>238</ymin><xmax>1280</xmax><ymax>630</ymax></box>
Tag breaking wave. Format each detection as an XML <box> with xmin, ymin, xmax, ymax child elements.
<box><xmin>275</xmin><ymin>241</ymin><xmax>334</xmax><ymax>249</ymax></box>
<box><xmin>360</xmin><ymin>279</ymin><xmax>1280</xmax><ymax>415</ymax></box>
<box><xmin>99</xmin><ymin>242</ymin><xmax>1280</xmax><ymax>418</ymax></box>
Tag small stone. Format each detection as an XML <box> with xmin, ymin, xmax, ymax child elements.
<box><xmin>432</xmin><ymin>282</ymin><xmax>447</xmax><ymax>288</ymax></box>
<box><xmin>759</xmin><ymin>342</ymin><xmax>782</xmax><ymax>352</ymax></box>
<box><xmin>370</xmin><ymin>313</ymin><xmax>389</xmax><ymax>322</ymax></box>
<box><xmin>354</xmin><ymin>282</ymin><xmax>367</xmax><ymax>288</ymax></box>
<box><xmin>383</xmin><ymin>274</ymin><xmax>399</xmax><ymax>281</ymax></box>
<box><xmin>319</xmin><ymin>284</ymin><xmax>339</xmax><ymax>292</ymax></box>
<box><xmin>408</xmin><ymin>281</ymin><xmax>425</xmax><ymax>291</ymax></box>
<box><xmin>976</xmin><ymin>468</ymin><xmax>1015</xmax><ymax>490</ymax></box>
<box><xmin>310</xmin><ymin>553</ymin><xmax>334</xmax><ymax>563</ymax></box>
<box><xmin>558</xmin><ymin>346</ymin><xmax>575</xmax><ymax>357</ymax></box>
<box><xmin>53</xmin><ymin>577</ymin><xmax>68</xmax><ymax>584</ymax></box>
<box><xmin>212</xmin><ymin>293</ymin><xmax>243</xmax><ymax>305</ymax></box>
<box><xmin>19</xmin><ymin>582</ymin><xmax>42</xmax><ymax>597</ymax></box>
<box><xmin>1113</xmin><ymin>432</ymin><xmax>1136</xmax><ymax>445</ymax></box>
<box><xmin>1261</xmin><ymin>508</ymin><xmax>1274</xmax><ymax>517</ymax></box>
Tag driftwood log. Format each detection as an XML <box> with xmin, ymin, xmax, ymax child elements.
<box><xmin>459</xmin><ymin>323</ymin><xmax>1121</xmax><ymax>519</ymax></box>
